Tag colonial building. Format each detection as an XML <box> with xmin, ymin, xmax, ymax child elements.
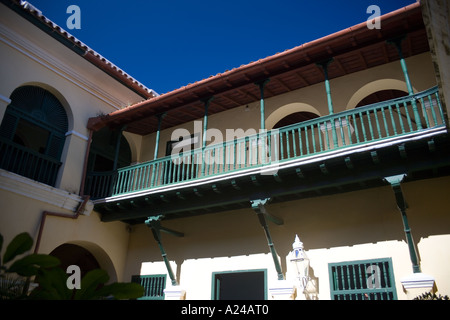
<box><xmin>1</xmin><ymin>0</ymin><xmax>449</xmax><ymax>300</ymax></box>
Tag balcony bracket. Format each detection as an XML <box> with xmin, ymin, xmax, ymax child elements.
<box><xmin>385</xmin><ymin>174</ymin><xmax>421</xmax><ymax>274</ymax></box>
<box><xmin>398</xmin><ymin>144</ymin><xmax>407</xmax><ymax>159</ymax></box>
<box><xmin>145</xmin><ymin>215</ymin><xmax>184</xmax><ymax>286</ymax></box>
<box><xmin>251</xmin><ymin>198</ymin><xmax>284</xmax><ymax>280</ymax></box>
<box><xmin>231</xmin><ymin>179</ymin><xmax>241</xmax><ymax>190</ymax></box>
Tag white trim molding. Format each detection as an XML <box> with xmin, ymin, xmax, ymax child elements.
<box><xmin>0</xmin><ymin>169</ymin><xmax>93</xmax><ymax>215</ymax></box>
<box><xmin>0</xmin><ymin>93</ymin><xmax>11</xmax><ymax>105</ymax></box>
<box><xmin>401</xmin><ymin>273</ymin><xmax>435</xmax><ymax>290</ymax></box>
<box><xmin>65</xmin><ymin>130</ymin><xmax>89</xmax><ymax>141</ymax></box>
<box><xmin>0</xmin><ymin>23</ymin><xmax>128</xmax><ymax>110</ymax></box>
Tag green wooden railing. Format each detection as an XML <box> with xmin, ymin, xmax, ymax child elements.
<box><xmin>131</xmin><ymin>274</ymin><xmax>166</xmax><ymax>300</ymax></box>
<box><xmin>0</xmin><ymin>137</ymin><xmax>61</xmax><ymax>186</ymax></box>
<box><xmin>329</xmin><ymin>258</ymin><xmax>397</xmax><ymax>300</ymax></box>
<box><xmin>86</xmin><ymin>86</ymin><xmax>445</xmax><ymax>199</ymax></box>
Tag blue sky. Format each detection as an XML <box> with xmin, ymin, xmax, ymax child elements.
<box><xmin>29</xmin><ymin>0</ymin><xmax>415</xmax><ymax>95</ymax></box>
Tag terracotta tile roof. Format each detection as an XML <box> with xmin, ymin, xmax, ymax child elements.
<box><xmin>86</xmin><ymin>2</ymin><xmax>428</xmax><ymax>135</ymax></box>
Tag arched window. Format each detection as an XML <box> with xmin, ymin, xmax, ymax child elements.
<box><xmin>0</xmin><ymin>85</ymin><xmax>68</xmax><ymax>186</ymax></box>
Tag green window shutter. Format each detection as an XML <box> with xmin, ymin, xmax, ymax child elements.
<box><xmin>329</xmin><ymin>258</ymin><xmax>397</xmax><ymax>300</ymax></box>
<box><xmin>0</xmin><ymin>86</ymin><xmax>68</xmax><ymax>187</ymax></box>
<box><xmin>0</xmin><ymin>112</ymin><xmax>18</xmax><ymax>140</ymax></box>
<box><xmin>131</xmin><ymin>274</ymin><xmax>166</xmax><ymax>300</ymax></box>
<box><xmin>46</xmin><ymin>133</ymin><xmax>66</xmax><ymax>159</ymax></box>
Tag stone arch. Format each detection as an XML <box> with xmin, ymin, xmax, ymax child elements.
<box><xmin>345</xmin><ymin>79</ymin><xmax>416</xmax><ymax>110</ymax></box>
<box><xmin>19</xmin><ymin>82</ymin><xmax>75</xmax><ymax>132</ymax></box>
<box><xmin>88</xmin><ymin>127</ymin><xmax>132</xmax><ymax>172</ymax></box>
<box><xmin>0</xmin><ymin>84</ymin><xmax>71</xmax><ymax>186</ymax></box>
<box><xmin>266</xmin><ymin>103</ymin><xmax>321</xmax><ymax>130</ymax></box>
<box><xmin>50</xmin><ymin>241</ymin><xmax>118</xmax><ymax>283</ymax></box>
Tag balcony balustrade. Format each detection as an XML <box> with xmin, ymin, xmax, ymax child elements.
<box><xmin>0</xmin><ymin>137</ymin><xmax>61</xmax><ymax>187</ymax></box>
<box><xmin>85</xmin><ymin>86</ymin><xmax>446</xmax><ymax>200</ymax></box>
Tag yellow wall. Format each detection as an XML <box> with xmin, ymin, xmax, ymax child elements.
<box><xmin>0</xmin><ymin>5</ymin><xmax>146</xmax><ymax>282</ymax></box>
<box><xmin>124</xmin><ymin>175</ymin><xmax>450</xmax><ymax>299</ymax></box>
<box><xmin>139</xmin><ymin>52</ymin><xmax>437</xmax><ymax>163</ymax></box>
<box><xmin>1</xmin><ymin>2</ymin><xmax>449</xmax><ymax>299</ymax></box>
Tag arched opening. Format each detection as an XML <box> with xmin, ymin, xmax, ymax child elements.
<box><xmin>271</xmin><ymin>110</ymin><xmax>320</xmax><ymax>160</ymax></box>
<box><xmin>355</xmin><ymin>89</ymin><xmax>408</xmax><ymax>107</ymax></box>
<box><xmin>346</xmin><ymin>79</ymin><xmax>413</xmax><ymax>110</ymax></box>
<box><xmin>266</xmin><ymin>103</ymin><xmax>321</xmax><ymax>131</ymax></box>
<box><xmin>0</xmin><ymin>85</ymin><xmax>68</xmax><ymax>186</ymax></box>
<box><xmin>84</xmin><ymin>127</ymin><xmax>132</xmax><ymax>198</ymax></box>
<box><xmin>272</xmin><ymin>111</ymin><xmax>319</xmax><ymax>129</ymax></box>
<box><xmin>50</xmin><ymin>243</ymin><xmax>100</xmax><ymax>280</ymax></box>
<box><xmin>87</xmin><ymin>127</ymin><xmax>132</xmax><ymax>172</ymax></box>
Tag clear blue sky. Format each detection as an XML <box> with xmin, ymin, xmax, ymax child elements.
<box><xmin>29</xmin><ymin>0</ymin><xmax>415</xmax><ymax>95</ymax></box>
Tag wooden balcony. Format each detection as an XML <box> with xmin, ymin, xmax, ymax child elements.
<box><xmin>88</xmin><ymin>87</ymin><xmax>450</xmax><ymax>224</ymax></box>
<box><xmin>0</xmin><ymin>137</ymin><xmax>61</xmax><ymax>187</ymax></box>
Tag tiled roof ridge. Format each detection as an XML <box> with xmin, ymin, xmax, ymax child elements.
<box><xmin>8</xmin><ymin>0</ymin><xmax>158</xmax><ymax>98</ymax></box>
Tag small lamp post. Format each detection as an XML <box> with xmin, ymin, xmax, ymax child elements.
<box><xmin>289</xmin><ymin>235</ymin><xmax>310</xmax><ymax>292</ymax></box>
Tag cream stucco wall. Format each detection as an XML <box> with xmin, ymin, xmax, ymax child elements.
<box><xmin>0</xmin><ymin>5</ymin><xmax>146</xmax><ymax>194</ymax></box>
<box><xmin>1</xmin><ymin>2</ymin><xmax>448</xmax><ymax>300</ymax></box>
<box><xmin>123</xmin><ymin>176</ymin><xmax>450</xmax><ymax>299</ymax></box>
<box><xmin>139</xmin><ymin>52</ymin><xmax>437</xmax><ymax>163</ymax></box>
<box><xmin>0</xmin><ymin>4</ymin><xmax>149</xmax><ymax>282</ymax></box>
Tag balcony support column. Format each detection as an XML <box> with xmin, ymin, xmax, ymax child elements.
<box><xmin>390</xmin><ymin>37</ymin><xmax>422</xmax><ymax>129</ymax></box>
<box><xmin>317</xmin><ymin>59</ymin><xmax>338</xmax><ymax>147</ymax></box>
<box><xmin>251</xmin><ymin>198</ymin><xmax>284</xmax><ymax>280</ymax></box>
<box><xmin>385</xmin><ymin>174</ymin><xmax>421</xmax><ymax>273</ymax></box>
<box><xmin>145</xmin><ymin>215</ymin><xmax>184</xmax><ymax>286</ymax></box>
<box><xmin>79</xmin><ymin>129</ymin><xmax>93</xmax><ymax>196</ymax></box>
<box><xmin>153</xmin><ymin>113</ymin><xmax>166</xmax><ymax>160</ymax></box>
<box><xmin>201</xmin><ymin>97</ymin><xmax>214</xmax><ymax>148</ymax></box>
<box><xmin>112</xmin><ymin>125</ymin><xmax>126</xmax><ymax>170</ymax></box>
<box><xmin>317</xmin><ymin>59</ymin><xmax>335</xmax><ymax>115</ymax></box>
<box><xmin>256</xmin><ymin>79</ymin><xmax>270</xmax><ymax>131</ymax></box>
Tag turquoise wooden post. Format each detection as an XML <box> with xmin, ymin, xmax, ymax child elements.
<box><xmin>145</xmin><ymin>215</ymin><xmax>184</xmax><ymax>286</ymax></box>
<box><xmin>256</xmin><ymin>80</ymin><xmax>270</xmax><ymax>165</ymax></box>
<box><xmin>113</xmin><ymin>125</ymin><xmax>126</xmax><ymax>170</ymax></box>
<box><xmin>317</xmin><ymin>59</ymin><xmax>338</xmax><ymax>147</ymax></box>
<box><xmin>317</xmin><ymin>59</ymin><xmax>334</xmax><ymax>115</ymax></box>
<box><xmin>201</xmin><ymin>97</ymin><xmax>213</xmax><ymax>176</ymax></box>
<box><xmin>256</xmin><ymin>79</ymin><xmax>270</xmax><ymax>131</ymax></box>
<box><xmin>385</xmin><ymin>174</ymin><xmax>421</xmax><ymax>273</ymax></box>
<box><xmin>153</xmin><ymin>113</ymin><xmax>166</xmax><ymax>160</ymax></box>
<box><xmin>251</xmin><ymin>198</ymin><xmax>284</xmax><ymax>280</ymax></box>
<box><xmin>202</xmin><ymin>97</ymin><xmax>214</xmax><ymax>148</ymax></box>
<box><xmin>390</xmin><ymin>37</ymin><xmax>422</xmax><ymax>130</ymax></box>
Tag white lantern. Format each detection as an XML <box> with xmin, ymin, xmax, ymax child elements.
<box><xmin>290</xmin><ymin>235</ymin><xmax>310</xmax><ymax>291</ymax></box>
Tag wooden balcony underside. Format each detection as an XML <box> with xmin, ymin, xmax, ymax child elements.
<box><xmin>90</xmin><ymin>87</ymin><xmax>450</xmax><ymax>224</ymax></box>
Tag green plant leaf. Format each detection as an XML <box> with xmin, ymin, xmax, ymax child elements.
<box><xmin>8</xmin><ymin>254</ymin><xmax>60</xmax><ymax>277</ymax></box>
<box><xmin>74</xmin><ymin>269</ymin><xmax>109</xmax><ymax>300</ymax></box>
<box><xmin>3</xmin><ymin>232</ymin><xmax>33</xmax><ymax>264</ymax></box>
<box><xmin>94</xmin><ymin>282</ymin><xmax>145</xmax><ymax>300</ymax></box>
<box><xmin>30</xmin><ymin>267</ymin><xmax>72</xmax><ymax>300</ymax></box>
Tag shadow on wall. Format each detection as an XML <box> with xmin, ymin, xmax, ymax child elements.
<box><xmin>128</xmin><ymin>176</ymin><xmax>450</xmax><ymax>278</ymax></box>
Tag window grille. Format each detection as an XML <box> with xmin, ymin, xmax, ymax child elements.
<box><xmin>329</xmin><ymin>258</ymin><xmax>397</xmax><ymax>300</ymax></box>
<box><xmin>0</xmin><ymin>86</ymin><xmax>68</xmax><ymax>186</ymax></box>
<box><xmin>131</xmin><ymin>274</ymin><xmax>166</xmax><ymax>300</ymax></box>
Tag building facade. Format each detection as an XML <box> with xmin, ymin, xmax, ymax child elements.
<box><xmin>1</xmin><ymin>0</ymin><xmax>449</xmax><ymax>300</ymax></box>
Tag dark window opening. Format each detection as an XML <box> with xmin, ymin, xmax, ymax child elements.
<box><xmin>213</xmin><ymin>270</ymin><xmax>266</xmax><ymax>300</ymax></box>
<box><xmin>0</xmin><ymin>86</ymin><xmax>68</xmax><ymax>186</ymax></box>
